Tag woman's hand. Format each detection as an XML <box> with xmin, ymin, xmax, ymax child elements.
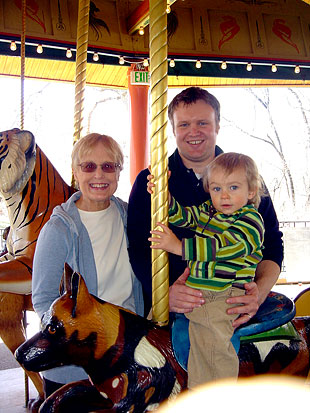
<box><xmin>148</xmin><ymin>222</ymin><xmax>182</xmax><ymax>256</ymax></box>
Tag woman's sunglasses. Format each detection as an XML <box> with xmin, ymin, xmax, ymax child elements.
<box><xmin>79</xmin><ymin>162</ymin><xmax>121</xmax><ymax>173</ymax></box>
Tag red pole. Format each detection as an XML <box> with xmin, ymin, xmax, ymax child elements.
<box><xmin>128</xmin><ymin>65</ymin><xmax>150</xmax><ymax>185</ymax></box>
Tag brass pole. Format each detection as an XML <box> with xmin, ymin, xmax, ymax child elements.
<box><xmin>21</xmin><ymin>1</ymin><xmax>28</xmax><ymax>405</ymax></box>
<box><xmin>149</xmin><ymin>0</ymin><xmax>169</xmax><ymax>325</ymax></box>
<box><xmin>73</xmin><ymin>0</ymin><xmax>90</xmax><ymax>144</ymax></box>
<box><xmin>20</xmin><ymin>0</ymin><xmax>26</xmax><ymax>131</ymax></box>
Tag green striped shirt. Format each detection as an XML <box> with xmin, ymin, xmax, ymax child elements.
<box><xmin>169</xmin><ymin>198</ymin><xmax>264</xmax><ymax>291</ymax></box>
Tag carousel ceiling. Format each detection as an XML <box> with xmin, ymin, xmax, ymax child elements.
<box><xmin>0</xmin><ymin>0</ymin><xmax>310</xmax><ymax>88</ymax></box>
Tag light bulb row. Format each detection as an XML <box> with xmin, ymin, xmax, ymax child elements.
<box><xmin>7</xmin><ymin>41</ymin><xmax>304</xmax><ymax>74</ymax></box>
<box><xmin>169</xmin><ymin>58</ymin><xmax>303</xmax><ymax>74</ymax></box>
<box><xmin>218</xmin><ymin>60</ymin><xmax>301</xmax><ymax>73</ymax></box>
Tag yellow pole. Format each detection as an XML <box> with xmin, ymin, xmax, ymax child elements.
<box><xmin>20</xmin><ymin>0</ymin><xmax>26</xmax><ymax>131</ymax></box>
<box><xmin>73</xmin><ymin>0</ymin><xmax>90</xmax><ymax>144</ymax></box>
<box><xmin>149</xmin><ymin>0</ymin><xmax>169</xmax><ymax>325</ymax></box>
<box><xmin>20</xmin><ymin>2</ymin><xmax>29</xmax><ymax>405</ymax></box>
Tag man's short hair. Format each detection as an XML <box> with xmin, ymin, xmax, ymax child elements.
<box><xmin>168</xmin><ymin>87</ymin><xmax>221</xmax><ymax>129</ymax></box>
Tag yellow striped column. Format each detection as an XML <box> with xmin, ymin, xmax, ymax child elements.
<box><xmin>73</xmin><ymin>0</ymin><xmax>90</xmax><ymax>144</ymax></box>
<box><xmin>149</xmin><ymin>0</ymin><xmax>169</xmax><ymax>325</ymax></box>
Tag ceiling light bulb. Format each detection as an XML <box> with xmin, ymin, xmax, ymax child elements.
<box><xmin>93</xmin><ymin>52</ymin><xmax>99</xmax><ymax>62</ymax></box>
<box><xmin>139</xmin><ymin>26</ymin><xmax>144</xmax><ymax>36</ymax></box>
<box><xmin>294</xmin><ymin>65</ymin><xmax>300</xmax><ymax>74</ymax></box>
<box><xmin>10</xmin><ymin>41</ymin><xmax>17</xmax><ymax>51</ymax></box>
<box><xmin>246</xmin><ymin>63</ymin><xmax>252</xmax><ymax>71</ymax></box>
<box><xmin>221</xmin><ymin>61</ymin><xmax>227</xmax><ymax>70</ymax></box>
<box><xmin>196</xmin><ymin>60</ymin><xmax>202</xmax><ymax>69</ymax></box>
<box><xmin>36</xmin><ymin>44</ymin><xmax>43</xmax><ymax>54</ymax></box>
<box><xmin>271</xmin><ymin>64</ymin><xmax>277</xmax><ymax>73</ymax></box>
<box><xmin>66</xmin><ymin>48</ymin><xmax>72</xmax><ymax>58</ymax></box>
<box><xmin>143</xmin><ymin>58</ymin><xmax>149</xmax><ymax>67</ymax></box>
<box><xmin>169</xmin><ymin>59</ymin><xmax>175</xmax><ymax>68</ymax></box>
<box><xmin>119</xmin><ymin>56</ymin><xmax>125</xmax><ymax>65</ymax></box>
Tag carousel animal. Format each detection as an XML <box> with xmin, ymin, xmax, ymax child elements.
<box><xmin>16</xmin><ymin>264</ymin><xmax>310</xmax><ymax>413</ymax></box>
<box><xmin>0</xmin><ymin>128</ymin><xmax>74</xmax><ymax>411</ymax></box>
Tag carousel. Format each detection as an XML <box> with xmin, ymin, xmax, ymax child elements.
<box><xmin>0</xmin><ymin>1</ymin><xmax>310</xmax><ymax>412</ymax></box>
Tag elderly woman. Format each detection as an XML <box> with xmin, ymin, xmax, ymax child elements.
<box><xmin>32</xmin><ymin>133</ymin><xmax>144</xmax><ymax>398</ymax></box>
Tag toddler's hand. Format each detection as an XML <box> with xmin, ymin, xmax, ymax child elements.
<box><xmin>148</xmin><ymin>222</ymin><xmax>182</xmax><ymax>256</ymax></box>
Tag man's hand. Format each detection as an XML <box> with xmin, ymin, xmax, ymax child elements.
<box><xmin>146</xmin><ymin>167</ymin><xmax>171</xmax><ymax>200</ymax></box>
<box><xmin>169</xmin><ymin>268</ymin><xmax>205</xmax><ymax>313</ymax></box>
<box><xmin>226</xmin><ymin>281</ymin><xmax>259</xmax><ymax>328</ymax></box>
<box><xmin>228</xmin><ymin>260</ymin><xmax>280</xmax><ymax>328</ymax></box>
<box><xmin>146</xmin><ymin>172</ymin><xmax>155</xmax><ymax>194</ymax></box>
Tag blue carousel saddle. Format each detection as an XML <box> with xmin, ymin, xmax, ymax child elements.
<box><xmin>171</xmin><ymin>291</ymin><xmax>296</xmax><ymax>371</ymax></box>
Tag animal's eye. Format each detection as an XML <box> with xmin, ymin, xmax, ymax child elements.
<box><xmin>48</xmin><ymin>325</ymin><xmax>57</xmax><ymax>335</ymax></box>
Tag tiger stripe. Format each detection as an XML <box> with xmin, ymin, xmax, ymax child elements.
<box><xmin>0</xmin><ymin>129</ymin><xmax>74</xmax><ymax>294</ymax></box>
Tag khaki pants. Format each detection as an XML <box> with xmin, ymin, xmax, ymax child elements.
<box><xmin>185</xmin><ymin>287</ymin><xmax>245</xmax><ymax>389</ymax></box>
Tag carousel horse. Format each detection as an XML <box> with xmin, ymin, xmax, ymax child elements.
<box><xmin>16</xmin><ymin>264</ymin><xmax>310</xmax><ymax>413</ymax></box>
<box><xmin>0</xmin><ymin>128</ymin><xmax>74</xmax><ymax>411</ymax></box>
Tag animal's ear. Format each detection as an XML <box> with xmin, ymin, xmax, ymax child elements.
<box><xmin>18</xmin><ymin>130</ymin><xmax>35</xmax><ymax>154</ymax></box>
<box><xmin>59</xmin><ymin>263</ymin><xmax>74</xmax><ymax>295</ymax></box>
<box><xmin>71</xmin><ymin>271</ymin><xmax>93</xmax><ymax>318</ymax></box>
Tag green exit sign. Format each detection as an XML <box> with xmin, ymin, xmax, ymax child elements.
<box><xmin>131</xmin><ymin>71</ymin><xmax>150</xmax><ymax>85</ymax></box>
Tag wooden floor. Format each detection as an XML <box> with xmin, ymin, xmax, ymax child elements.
<box><xmin>0</xmin><ymin>367</ymin><xmax>37</xmax><ymax>413</ymax></box>
<box><xmin>0</xmin><ymin>345</ymin><xmax>38</xmax><ymax>413</ymax></box>
<box><xmin>0</xmin><ymin>312</ymin><xmax>40</xmax><ymax>412</ymax></box>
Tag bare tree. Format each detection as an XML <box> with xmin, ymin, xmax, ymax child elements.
<box><xmin>287</xmin><ymin>88</ymin><xmax>310</xmax><ymax>208</ymax></box>
<box><xmin>86</xmin><ymin>89</ymin><xmax>127</xmax><ymax>134</ymax></box>
<box><xmin>222</xmin><ymin>88</ymin><xmax>310</xmax><ymax>207</ymax></box>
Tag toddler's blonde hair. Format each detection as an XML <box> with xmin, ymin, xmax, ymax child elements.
<box><xmin>203</xmin><ymin>152</ymin><xmax>265</xmax><ymax>208</ymax></box>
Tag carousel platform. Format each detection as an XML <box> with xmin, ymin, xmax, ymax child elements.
<box><xmin>0</xmin><ymin>343</ymin><xmax>37</xmax><ymax>413</ymax></box>
<box><xmin>0</xmin><ymin>311</ymin><xmax>39</xmax><ymax>412</ymax></box>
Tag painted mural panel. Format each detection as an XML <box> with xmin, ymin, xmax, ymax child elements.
<box><xmin>3</xmin><ymin>0</ymin><xmax>53</xmax><ymax>35</ymax></box>
<box><xmin>168</xmin><ymin>7</ymin><xmax>195</xmax><ymax>50</ymax></box>
<box><xmin>263</xmin><ymin>14</ymin><xmax>306</xmax><ymax>56</ymax></box>
<box><xmin>0</xmin><ymin>0</ymin><xmax>310</xmax><ymax>60</ymax></box>
<box><xmin>67</xmin><ymin>0</ymin><xmax>122</xmax><ymax>46</ymax></box>
<box><xmin>208</xmin><ymin>9</ymin><xmax>253</xmax><ymax>54</ymax></box>
<box><xmin>0</xmin><ymin>1</ymin><xmax>4</xmax><ymax>28</ymax></box>
<box><xmin>49</xmin><ymin>0</ymin><xmax>72</xmax><ymax>40</ymax></box>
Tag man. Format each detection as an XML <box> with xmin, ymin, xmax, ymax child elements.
<box><xmin>127</xmin><ymin>87</ymin><xmax>283</xmax><ymax>327</ymax></box>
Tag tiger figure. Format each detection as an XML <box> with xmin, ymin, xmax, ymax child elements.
<box><xmin>0</xmin><ymin>128</ymin><xmax>75</xmax><ymax>412</ymax></box>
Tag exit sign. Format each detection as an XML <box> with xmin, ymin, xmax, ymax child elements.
<box><xmin>130</xmin><ymin>71</ymin><xmax>150</xmax><ymax>85</ymax></box>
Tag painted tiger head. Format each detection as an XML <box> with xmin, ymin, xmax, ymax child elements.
<box><xmin>0</xmin><ymin>128</ymin><xmax>36</xmax><ymax>195</ymax></box>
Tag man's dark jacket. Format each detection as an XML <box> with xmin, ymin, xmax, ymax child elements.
<box><xmin>127</xmin><ymin>148</ymin><xmax>284</xmax><ymax>315</ymax></box>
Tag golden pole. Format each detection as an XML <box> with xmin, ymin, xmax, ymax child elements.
<box><xmin>73</xmin><ymin>0</ymin><xmax>90</xmax><ymax>144</ymax></box>
<box><xmin>149</xmin><ymin>0</ymin><xmax>169</xmax><ymax>325</ymax></box>
<box><xmin>20</xmin><ymin>1</ymin><xmax>29</xmax><ymax>403</ymax></box>
<box><xmin>20</xmin><ymin>0</ymin><xmax>26</xmax><ymax>131</ymax></box>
